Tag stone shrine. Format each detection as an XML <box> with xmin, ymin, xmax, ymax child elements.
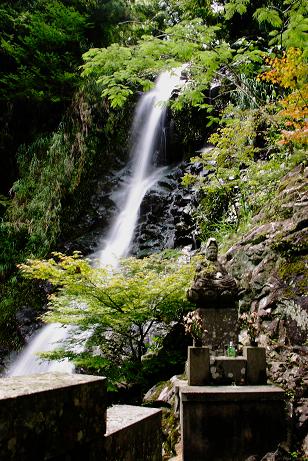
<box><xmin>187</xmin><ymin>238</ymin><xmax>239</xmax><ymax>353</ymax></box>
<box><xmin>178</xmin><ymin>238</ymin><xmax>287</xmax><ymax>461</ymax></box>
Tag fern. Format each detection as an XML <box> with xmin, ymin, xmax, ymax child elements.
<box><xmin>224</xmin><ymin>0</ymin><xmax>250</xmax><ymax>19</ymax></box>
<box><xmin>253</xmin><ymin>8</ymin><xmax>283</xmax><ymax>28</ymax></box>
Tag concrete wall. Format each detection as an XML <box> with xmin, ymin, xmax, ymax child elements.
<box><xmin>0</xmin><ymin>373</ymin><xmax>162</xmax><ymax>461</ymax></box>
<box><xmin>0</xmin><ymin>373</ymin><xmax>107</xmax><ymax>461</ymax></box>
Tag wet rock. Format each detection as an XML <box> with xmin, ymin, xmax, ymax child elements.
<box><xmin>60</xmin><ymin>169</ymin><xmax>121</xmax><ymax>255</ymax></box>
<box><xmin>258</xmin><ymin>447</ymin><xmax>291</xmax><ymax>461</ymax></box>
<box><xmin>295</xmin><ymin>398</ymin><xmax>308</xmax><ymax>431</ymax></box>
<box><xmin>15</xmin><ymin>306</ymin><xmax>44</xmax><ymax>340</ymax></box>
<box><xmin>130</xmin><ymin>163</ymin><xmax>199</xmax><ymax>256</ymax></box>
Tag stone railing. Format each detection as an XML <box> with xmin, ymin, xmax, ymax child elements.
<box><xmin>0</xmin><ymin>373</ymin><xmax>162</xmax><ymax>461</ymax></box>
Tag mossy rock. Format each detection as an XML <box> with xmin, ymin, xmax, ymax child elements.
<box><xmin>277</xmin><ymin>255</ymin><xmax>308</xmax><ymax>297</ymax></box>
<box><xmin>272</xmin><ymin>228</ymin><xmax>308</xmax><ymax>256</ymax></box>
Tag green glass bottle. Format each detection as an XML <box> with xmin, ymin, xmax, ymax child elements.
<box><xmin>227</xmin><ymin>341</ymin><xmax>236</xmax><ymax>357</ymax></box>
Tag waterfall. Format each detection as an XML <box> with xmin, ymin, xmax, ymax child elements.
<box><xmin>5</xmin><ymin>68</ymin><xmax>185</xmax><ymax>377</ymax></box>
<box><xmin>99</xmin><ymin>68</ymin><xmax>185</xmax><ymax>266</ymax></box>
<box><xmin>5</xmin><ymin>324</ymin><xmax>74</xmax><ymax>376</ymax></box>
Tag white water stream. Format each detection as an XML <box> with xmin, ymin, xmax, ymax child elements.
<box><xmin>5</xmin><ymin>324</ymin><xmax>74</xmax><ymax>376</ymax></box>
<box><xmin>5</xmin><ymin>68</ymin><xmax>185</xmax><ymax>377</ymax></box>
<box><xmin>99</xmin><ymin>68</ymin><xmax>185</xmax><ymax>266</ymax></box>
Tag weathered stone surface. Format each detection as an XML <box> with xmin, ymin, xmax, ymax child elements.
<box><xmin>198</xmin><ymin>307</ymin><xmax>239</xmax><ymax>354</ymax></box>
<box><xmin>0</xmin><ymin>373</ymin><xmax>107</xmax><ymax>461</ymax></box>
<box><xmin>221</xmin><ymin>166</ymin><xmax>308</xmax><ymax>452</ymax></box>
<box><xmin>105</xmin><ymin>405</ymin><xmax>162</xmax><ymax>461</ymax></box>
<box><xmin>0</xmin><ymin>372</ymin><xmax>104</xmax><ymax>399</ymax></box>
<box><xmin>187</xmin><ymin>347</ymin><xmax>266</xmax><ymax>386</ymax></box>
<box><xmin>187</xmin><ymin>346</ymin><xmax>210</xmax><ymax>386</ymax></box>
<box><xmin>244</xmin><ymin>346</ymin><xmax>267</xmax><ymax>385</ymax></box>
<box><xmin>211</xmin><ymin>357</ymin><xmax>247</xmax><ymax>385</ymax></box>
<box><xmin>131</xmin><ymin>164</ymin><xmax>199</xmax><ymax>256</ymax></box>
<box><xmin>143</xmin><ymin>375</ymin><xmax>185</xmax><ymax>458</ymax></box>
<box><xmin>294</xmin><ymin>397</ymin><xmax>308</xmax><ymax>453</ymax></box>
<box><xmin>180</xmin><ymin>385</ymin><xmax>287</xmax><ymax>461</ymax></box>
<box><xmin>187</xmin><ymin>238</ymin><xmax>238</xmax><ymax>309</ymax></box>
<box><xmin>0</xmin><ymin>374</ymin><xmax>165</xmax><ymax>461</ymax></box>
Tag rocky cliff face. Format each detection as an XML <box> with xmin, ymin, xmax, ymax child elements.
<box><xmin>143</xmin><ymin>165</ymin><xmax>307</xmax><ymax>459</ymax></box>
<box><xmin>131</xmin><ymin>163</ymin><xmax>199</xmax><ymax>257</ymax></box>
<box><xmin>223</xmin><ymin>164</ymin><xmax>308</xmax><ymax>455</ymax></box>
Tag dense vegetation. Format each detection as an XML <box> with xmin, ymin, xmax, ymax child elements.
<box><xmin>0</xmin><ymin>0</ymin><xmax>129</xmax><ymax>193</ymax></box>
<box><xmin>0</xmin><ymin>0</ymin><xmax>307</xmax><ymax>401</ymax></box>
<box><xmin>0</xmin><ymin>0</ymin><xmax>131</xmax><ymax>349</ymax></box>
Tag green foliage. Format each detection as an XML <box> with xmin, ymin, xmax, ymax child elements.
<box><xmin>19</xmin><ymin>252</ymin><xmax>197</xmax><ymax>384</ymax></box>
<box><xmin>229</xmin><ymin>73</ymin><xmax>278</xmax><ymax>109</ymax></box>
<box><xmin>0</xmin><ymin>275</ymin><xmax>46</xmax><ymax>351</ymax></box>
<box><xmin>1</xmin><ymin>78</ymin><xmax>131</xmax><ymax>262</ymax></box>
<box><xmin>81</xmin><ymin>17</ymin><xmax>270</xmax><ymax>111</ymax></box>
<box><xmin>0</xmin><ymin>0</ymin><xmax>307</xmax><ymax>392</ymax></box>
<box><xmin>0</xmin><ymin>76</ymin><xmax>133</xmax><ymax>350</ymax></box>
<box><xmin>0</xmin><ymin>0</ymin><xmax>130</xmax><ymax>103</ymax></box>
<box><xmin>159</xmin><ymin>0</ymin><xmax>218</xmax><ymax>22</ymax></box>
<box><xmin>82</xmin><ymin>0</ymin><xmax>308</xmax><ymax>113</ymax></box>
<box><xmin>0</xmin><ymin>223</ymin><xmax>27</xmax><ymax>275</ymax></box>
<box><xmin>182</xmin><ymin>101</ymin><xmax>307</xmax><ymax>244</ymax></box>
<box><xmin>0</xmin><ymin>1</ymin><xmax>87</xmax><ymax>102</ymax></box>
<box><xmin>253</xmin><ymin>8</ymin><xmax>283</xmax><ymax>28</ymax></box>
<box><xmin>182</xmin><ymin>105</ymin><xmax>258</xmax><ymax>239</ymax></box>
<box><xmin>224</xmin><ymin>0</ymin><xmax>250</xmax><ymax>19</ymax></box>
<box><xmin>251</xmin><ymin>1</ymin><xmax>308</xmax><ymax>52</ymax></box>
<box><xmin>6</xmin><ymin>129</ymin><xmax>81</xmax><ymax>255</ymax></box>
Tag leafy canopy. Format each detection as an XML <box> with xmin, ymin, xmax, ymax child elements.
<box><xmin>81</xmin><ymin>19</ymin><xmax>248</xmax><ymax>108</ymax></box>
<box><xmin>0</xmin><ymin>1</ymin><xmax>87</xmax><ymax>102</ymax></box>
<box><xmin>19</xmin><ymin>251</ymin><xmax>197</xmax><ymax>382</ymax></box>
<box><xmin>0</xmin><ymin>0</ymin><xmax>130</xmax><ymax>103</ymax></box>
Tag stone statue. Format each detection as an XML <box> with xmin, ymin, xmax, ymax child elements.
<box><xmin>187</xmin><ymin>238</ymin><xmax>238</xmax><ymax>308</ymax></box>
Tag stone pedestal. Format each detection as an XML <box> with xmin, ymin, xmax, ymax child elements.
<box><xmin>211</xmin><ymin>357</ymin><xmax>246</xmax><ymax>385</ymax></box>
<box><xmin>244</xmin><ymin>346</ymin><xmax>267</xmax><ymax>384</ymax></box>
<box><xmin>187</xmin><ymin>346</ymin><xmax>210</xmax><ymax>386</ymax></box>
<box><xmin>197</xmin><ymin>308</ymin><xmax>239</xmax><ymax>354</ymax></box>
<box><xmin>180</xmin><ymin>385</ymin><xmax>287</xmax><ymax>461</ymax></box>
<box><xmin>186</xmin><ymin>346</ymin><xmax>267</xmax><ymax>386</ymax></box>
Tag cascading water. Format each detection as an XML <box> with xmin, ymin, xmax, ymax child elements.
<box><xmin>99</xmin><ymin>67</ymin><xmax>186</xmax><ymax>266</ymax></box>
<box><xmin>5</xmin><ymin>324</ymin><xmax>74</xmax><ymax>376</ymax></box>
<box><xmin>5</xmin><ymin>68</ymin><xmax>185</xmax><ymax>376</ymax></box>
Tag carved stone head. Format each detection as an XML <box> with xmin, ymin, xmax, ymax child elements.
<box><xmin>204</xmin><ymin>238</ymin><xmax>218</xmax><ymax>262</ymax></box>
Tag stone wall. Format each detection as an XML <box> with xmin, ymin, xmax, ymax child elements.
<box><xmin>0</xmin><ymin>373</ymin><xmax>162</xmax><ymax>461</ymax></box>
<box><xmin>105</xmin><ymin>405</ymin><xmax>162</xmax><ymax>461</ymax></box>
<box><xmin>0</xmin><ymin>373</ymin><xmax>107</xmax><ymax>461</ymax></box>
